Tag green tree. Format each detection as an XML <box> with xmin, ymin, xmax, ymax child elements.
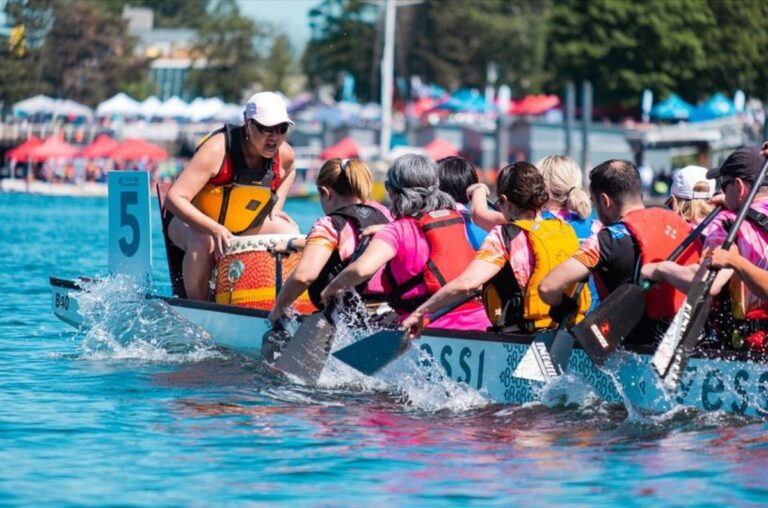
<box><xmin>0</xmin><ymin>0</ymin><xmax>150</xmax><ymax>108</ymax></box>
<box><xmin>262</xmin><ymin>33</ymin><xmax>296</xmax><ymax>95</ymax></box>
<box><xmin>302</xmin><ymin>0</ymin><xmax>379</xmax><ymax>101</ymax></box>
<box><xmin>185</xmin><ymin>0</ymin><xmax>268</xmax><ymax>102</ymax></box>
<box><xmin>99</xmin><ymin>0</ymin><xmax>209</xmax><ymax>29</ymax></box>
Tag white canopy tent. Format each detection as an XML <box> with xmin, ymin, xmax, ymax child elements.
<box><xmin>188</xmin><ymin>97</ymin><xmax>226</xmax><ymax>122</ymax></box>
<box><xmin>52</xmin><ymin>99</ymin><xmax>93</xmax><ymax>120</ymax></box>
<box><xmin>12</xmin><ymin>95</ymin><xmax>57</xmax><ymax>116</ymax></box>
<box><xmin>139</xmin><ymin>96</ymin><xmax>162</xmax><ymax>119</ymax></box>
<box><xmin>156</xmin><ymin>96</ymin><xmax>190</xmax><ymax>119</ymax></box>
<box><xmin>96</xmin><ymin>92</ymin><xmax>142</xmax><ymax>117</ymax></box>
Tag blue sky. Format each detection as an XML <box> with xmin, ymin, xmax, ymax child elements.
<box><xmin>238</xmin><ymin>0</ymin><xmax>317</xmax><ymax>47</ymax></box>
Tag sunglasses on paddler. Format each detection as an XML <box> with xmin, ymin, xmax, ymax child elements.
<box><xmin>250</xmin><ymin>121</ymin><xmax>289</xmax><ymax>135</ymax></box>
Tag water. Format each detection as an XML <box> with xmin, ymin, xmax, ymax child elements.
<box><xmin>2</xmin><ymin>192</ymin><xmax>768</xmax><ymax>506</ymax></box>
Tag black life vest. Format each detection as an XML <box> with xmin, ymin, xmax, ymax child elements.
<box><xmin>382</xmin><ymin>209</ymin><xmax>477</xmax><ymax>313</ymax></box>
<box><xmin>307</xmin><ymin>204</ymin><xmax>390</xmax><ymax>309</ymax></box>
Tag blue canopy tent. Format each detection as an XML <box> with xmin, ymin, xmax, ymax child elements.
<box><xmin>650</xmin><ymin>93</ymin><xmax>693</xmax><ymax>121</ymax></box>
<box><xmin>690</xmin><ymin>93</ymin><xmax>737</xmax><ymax>122</ymax></box>
<box><xmin>430</xmin><ymin>88</ymin><xmax>493</xmax><ymax>113</ymax></box>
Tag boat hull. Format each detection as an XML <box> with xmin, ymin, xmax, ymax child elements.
<box><xmin>51</xmin><ymin>276</ymin><xmax>768</xmax><ymax>417</ymax></box>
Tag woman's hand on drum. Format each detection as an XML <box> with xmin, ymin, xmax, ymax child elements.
<box><xmin>211</xmin><ymin>224</ymin><xmax>234</xmax><ymax>260</ymax></box>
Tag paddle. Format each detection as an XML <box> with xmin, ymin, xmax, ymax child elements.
<box><xmin>510</xmin><ymin>283</ymin><xmax>585</xmax><ymax>382</ymax></box>
<box><xmin>653</xmin><ymin>158</ymin><xmax>768</xmax><ymax>391</ymax></box>
<box><xmin>331</xmin><ymin>292</ymin><xmax>478</xmax><ymax>376</ymax></box>
<box><xmin>271</xmin><ymin>299</ymin><xmax>338</xmax><ymax>385</ymax></box>
<box><xmin>274</xmin><ymin>252</ymin><xmax>283</xmax><ymax>296</ymax></box>
<box><xmin>571</xmin><ymin>204</ymin><xmax>723</xmax><ymax>366</ymax></box>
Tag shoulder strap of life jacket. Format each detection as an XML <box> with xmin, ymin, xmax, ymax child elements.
<box><xmin>308</xmin><ymin>204</ymin><xmax>390</xmax><ymax>309</ymax></box>
<box><xmin>621</xmin><ymin>207</ymin><xmax>701</xmax><ymax>320</ymax></box>
<box><xmin>383</xmin><ymin>209</ymin><xmax>475</xmax><ymax>312</ymax></box>
<box><xmin>482</xmin><ymin>223</ymin><xmax>527</xmax><ymax>331</ymax></box>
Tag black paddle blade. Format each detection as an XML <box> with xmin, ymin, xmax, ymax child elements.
<box><xmin>273</xmin><ymin>312</ymin><xmax>335</xmax><ymax>385</ymax></box>
<box><xmin>332</xmin><ymin>329</ymin><xmax>407</xmax><ymax>376</ymax></box>
<box><xmin>571</xmin><ymin>283</ymin><xmax>646</xmax><ymax>366</ymax></box>
<box><xmin>652</xmin><ymin>278</ymin><xmax>710</xmax><ymax>379</ymax></box>
<box><xmin>548</xmin><ymin>328</ymin><xmax>575</xmax><ymax>375</ymax></box>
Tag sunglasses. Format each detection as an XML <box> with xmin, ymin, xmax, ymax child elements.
<box><xmin>251</xmin><ymin>121</ymin><xmax>289</xmax><ymax>135</ymax></box>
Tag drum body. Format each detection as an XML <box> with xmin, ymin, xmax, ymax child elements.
<box><xmin>214</xmin><ymin>234</ymin><xmax>316</xmax><ymax>313</ymax></box>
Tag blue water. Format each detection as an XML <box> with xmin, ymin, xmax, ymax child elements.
<box><xmin>2</xmin><ymin>192</ymin><xmax>768</xmax><ymax>506</ymax></box>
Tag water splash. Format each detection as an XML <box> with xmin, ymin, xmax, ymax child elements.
<box><xmin>73</xmin><ymin>276</ymin><xmax>220</xmax><ymax>362</ymax></box>
<box><xmin>314</xmin><ymin>294</ymin><xmax>489</xmax><ymax>413</ymax></box>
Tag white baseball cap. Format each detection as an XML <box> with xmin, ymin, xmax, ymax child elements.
<box><xmin>243</xmin><ymin>92</ymin><xmax>294</xmax><ymax>126</ymax></box>
<box><xmin>670</xmin><ymin>165</ymin><xmax>716</xmax><ymax>200</ymax></box>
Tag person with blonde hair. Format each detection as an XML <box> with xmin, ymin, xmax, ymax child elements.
<box><xmin>536</xmin><ymin>155</ymin><xmax>600</xmax><ymax>241</ymax></box>
<box><xmin>666</xmin><ymin>165</ymin><xmax>715</xmax><ymax>224</ymax></box>
<box><xmin>268</xmin><ymin>158</ymin><xmax>391</xmax><ymax>325</ymax></box>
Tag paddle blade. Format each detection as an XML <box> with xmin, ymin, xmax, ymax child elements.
<box><xmin>548</xmin><ymin>328</ymin><xmax>575</xmax><ymax>375</ymax></box>
<box><xmin>571</xmin><ymin>283</ymin><xmax>646</xmax><ymax>366</ymax></box>
<box><xmin>652</xmin><ymin>279</ymin><xmax>709</xmax><ymax>380</ymax></box>
<box><xmin>331</xmin><ymin>329</ymin><xmax>407</xmax><ymax>376</ymax></box>
<box><xmin>273</xmin><ymin>312</ymin><xmax>335</xmax><ymax>385</ymax></box>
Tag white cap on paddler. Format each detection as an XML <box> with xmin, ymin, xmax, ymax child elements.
<box><xmin>670</xmin><ymin>165</ymin><xmax>716</xmax><ymax>200</ymax></box>
<box><xmin>243</xmin><ymin>92</ymin><xmax>294</xmax><ymax>126</ymax></box>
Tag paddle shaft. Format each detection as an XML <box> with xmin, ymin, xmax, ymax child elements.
<box><xmin>275</xmin><ymin>253</ymin><xmax>283</xmax><ymax>296</ymax></box>
<box><xmin>667</xmin><ymin>205</ymin><xmax>722</xmax><ymax>261</ymax></box>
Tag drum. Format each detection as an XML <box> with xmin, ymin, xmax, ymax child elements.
<box><xmin>213</xmin><ymin>234</ymin><xmax>316</xmax><ymax>313</ymax></box>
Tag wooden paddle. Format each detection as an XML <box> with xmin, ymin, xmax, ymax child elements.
<box><xmin>571</xmin><ymin>205</ymin><xmax>722</xmax><ymax>366</ymax></box>
<box><xmin>653</xmin><ymin>158</ymin><xmax>768</xmax><ymax>391</ymax></box>
<box><xmin>331</xmin><ymin>292</ymin><xmax>478</xmax><ymax>376</ymax></box>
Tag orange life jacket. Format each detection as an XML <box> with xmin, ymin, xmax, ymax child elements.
<box><xmin>382</xmin><ymin>209</ymin><xmax>479</xmax><ymax>313</ymax></box>
<box><xmin>621</xmin><ymin>208</ymin><xmax>702</xmax><ymax>320</ymax></box>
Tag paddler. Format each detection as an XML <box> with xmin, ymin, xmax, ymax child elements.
<box><xmin>165</xmin><ymin>92</ymin><xmax>300</xmax><ymax>300</ymax></box>
<box><xmin>320</xmin><ymin>154</ymin><xmax>490</xmax><ymax>331</ymax></box>
<box><xmin>401</xmin><ymin>161</ymin><xmax>590</xmax><ymax>334</ymax></box>
<box><xmin>642</xmin><ymin>147</ymin><xmax>768</xmax><ymax>350</ymax></box>
<box><xmin>267</xmin><ymin>158</ymin><xmax>392</xmax><ymax>326</ymax></box>
<box><xmin>539</xmin><ymin>159</ymin><xmax>702</xmax><ymax>343</ymax></box>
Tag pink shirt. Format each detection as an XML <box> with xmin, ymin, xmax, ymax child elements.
<box><xmin>475</xmin><ymin>224</ymin><xmax>535</xmax><ymax>289</ymax></box>
<box><xmin>703</xmin><ymin>198</ymin><xmax>768</xmax><ymax>317</ymax></box>
<box><xmin>374</xmin><ymin>216</ymin><xmax>491</xmax><ymax>331</ymax></box>
<box><xmin>305</xmin><ymin>202</ymin><xmax>393</xmax><ymax>294</ymax></box>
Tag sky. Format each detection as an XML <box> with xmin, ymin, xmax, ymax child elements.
<box><xmin>237</xmin><ymin>0</ymin><xmax>317</xmax><ymax>47</ymax></box>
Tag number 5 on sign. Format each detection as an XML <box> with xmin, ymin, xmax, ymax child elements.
<box><xmin>108</xmin><ymin>171</ymin><xmax>151</xmax><ymax>285</ymax></box>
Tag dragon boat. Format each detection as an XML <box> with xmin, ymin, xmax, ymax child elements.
<box><xmin>49</xmin><ymin>172</ymin><xmax>768</xmax><ymax>418</ymax></box>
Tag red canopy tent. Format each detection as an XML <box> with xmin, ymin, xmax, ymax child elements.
<box><xmin>80</xmin><ymin>134</ymin><xmax>118</xmax><ymax>158</ymax></box>
<box><xmin>5</xmin><ymin>136</ymin><xmax>42</xmax><ymax>162</ymax></box>
<box><xmin>424</xmin><ymin>138</ymin><xmax>459</xmax><ymax>160</ymax></box>
<box><xmin>28</xmin><ymin>136</ymin><xmax>79</xmax><ymax>162</ymax></box>
<box><xmin>508</xmin><ymin>94</ymin><xmax>561</xmax><ymax>115</ymax></box>
<box><xmin>109</xmin><ymin>138</ymin><xmax>168</xmax><ymax>161</ymax></box>
<box><xmin>320</xmin><ymin>137</ymin><xmax>360</xmax><ymax>159</ymax></box>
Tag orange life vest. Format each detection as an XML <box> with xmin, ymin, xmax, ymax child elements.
<box><xmin>621</xmin><ymin>208</ymin><xmax>702</xmax><ymax>320</ymax></box>
<box><xmin>382</xmin><ymin>209</ymin><xmax>479</xmax><ymax>313</ymax></box>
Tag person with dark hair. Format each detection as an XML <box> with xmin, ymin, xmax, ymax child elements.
<box><xmin>402</xmin><ymin>162</ymin><xmax>590</xmax><ymax>334</ymax></box>
<box><xmin>436</xmin><ymin>156</ymin><xmax>488</xmax><ymax>248</ymax></box>
<box><xmin>540</xmin><ymin>159</ymin><xmax>701</xmax><ymax>341</ymax></box>
<box><xmin>320</xmin><ymin>154</ymin><xmax>490</xmax><ymax>331</ymax></box>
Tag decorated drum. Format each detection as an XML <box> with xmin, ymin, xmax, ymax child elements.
<box><xmin>213</xmin><ymin>234</ymin><xmax>316</xmax><ymax>313</ymax></box>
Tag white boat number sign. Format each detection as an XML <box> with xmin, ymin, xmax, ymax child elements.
<box><xmin>108</xmin><ymin>171</ymin><xmax>151</xmax><ymax>285</ymax></box>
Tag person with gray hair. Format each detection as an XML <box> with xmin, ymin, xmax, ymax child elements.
<box><xmin>321</xmin><ymin>154</ymin><xmax>490</xmax><ymax>331</ymax></box>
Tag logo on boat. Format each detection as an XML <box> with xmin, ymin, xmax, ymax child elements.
<box><xmin>590</xmin><ymin>321</ymin><xmax>610</xmax><ymax>349</ymax></box>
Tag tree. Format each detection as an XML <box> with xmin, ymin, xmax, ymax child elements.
<box><xmin>185</xmin><ymin>0</ymin><xmax>268</xmax><ymax>102</ymax></box>
<box><xmin>0</xmin><ymin>0</ymin><xmax>150</xmax><ymax>108</ymax></box>
<box><xmin>302</xmin><ymin>0</ymin><xmax>379</xmax><ymax>101</ymax></box>
<box><xmin>99</xmin><ymin>0</ymin><xmax>209</xmax><ymax>29</ymax></box>
<box><xmin>262</xmin><ymin>33</ymin><xmax>296</xmax><ymax>95</ymax></box>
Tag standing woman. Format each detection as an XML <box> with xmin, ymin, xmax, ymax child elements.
<box><xmin>321</xmin><ymin>154</ymin><xmax>490</xmax><ymax>331</ymax></box>
<box><xmin>267</xmin><ymin>158</ymin><xmax>391</xmax><ymax>325</ymax></box>
<box><xmin>166</xmin><ymin>92</ymin><xmax>300</xmax><ymax>300</ymax></box>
